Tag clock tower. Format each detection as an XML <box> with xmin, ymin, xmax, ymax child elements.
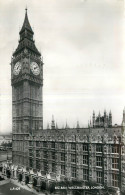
<box><xmin>11</xmin><ymin>9</ymin><xmax>43</xmax><ymax>166</ymax></box>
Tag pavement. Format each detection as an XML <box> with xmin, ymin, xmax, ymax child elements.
<box><xmin>0</xmin><ymin>182</ymin><xmax>37</xmax><ymax>195</ymax></box>
<box><xmin>0</xmin><ymin>179</ymin><xmax>46</xmax><ymax>195</ymax></box>
<box><xmin>0</xmin><ymin>178</ymin><xmax>10</xmax><ymax>186</ymax></box>
<box><xmin>11</xmin><ymin>179</ymin><xmax>46</xmax><ymax>195</ymax></box>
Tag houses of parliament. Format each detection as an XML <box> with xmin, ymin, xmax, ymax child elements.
<box><xmin>0</xmin><ymin>9</ymin><xmax>125</xmax><ymax>195</ymax></box>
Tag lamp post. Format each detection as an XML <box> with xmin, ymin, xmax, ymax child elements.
<box><xmin>7</xmin><ymin>148</ymin><xmax>8</xmax><ymax>161</ymax></box>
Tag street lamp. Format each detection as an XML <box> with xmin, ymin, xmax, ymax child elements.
<box><xmin>7</xmin><ymin>148</ymin><xmax>8</xmax><ymax>161</ymax></box>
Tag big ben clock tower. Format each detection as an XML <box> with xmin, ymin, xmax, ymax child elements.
<box><xmin>11</xmin><ymin>9</ymin><xmax>43</xmax><ymax>166</ymax></box>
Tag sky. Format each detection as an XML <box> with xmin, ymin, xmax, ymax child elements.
<box><xmin>0</xmin><ymin>0</ymin><xmax>124</xmax><ymax>134</ymax></box>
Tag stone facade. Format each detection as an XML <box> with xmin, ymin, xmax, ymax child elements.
<box><xmin>11</xmin><ymin>9</ymin><xmax>43</xmax><ymax>167</ymax></box>
<box><xmin>0</xmin><ymin>125</ymin><xmax>123</xmax><ymax>194</ymax></box>
<box><xmin>27</xmin><ymin>127</ymin><xmax>122</xmax><ymax>188</ymax></box>
<box><xmin>92</xmin><ymin>110</ymin><xmax>112</xmax><ymax>128</ymax></box>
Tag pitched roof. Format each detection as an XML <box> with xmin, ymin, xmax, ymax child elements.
<box><xmin>20</xmin><ymin>9</ymin><xmax>33</xmax><ymax>34</ymax></box>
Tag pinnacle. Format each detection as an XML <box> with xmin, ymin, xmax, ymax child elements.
<box><xmin>20</xmin><ymin>9</ymin><xmax>33</xmax><ymax>34</ymax></box>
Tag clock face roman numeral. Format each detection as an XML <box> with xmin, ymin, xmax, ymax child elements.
<box><xmin>13</xmin><ymin>62</ymin><xmax>22</xmax><ymax>75</ymax></box>
<box><xmin>30</xmin><ymin>62</ymin><xmax>40</xmax><ymax>75</ymax></box>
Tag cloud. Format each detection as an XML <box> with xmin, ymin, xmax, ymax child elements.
<box><xmin>0</xmin><ymin>0</ymin><xmax>124</xmax><ymax>133</ymax></box>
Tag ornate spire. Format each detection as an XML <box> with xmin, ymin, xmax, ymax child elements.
<box><xmin>104</xmin><ymin>109</ymin><xmax>106</xmax><ymax>115</ymax></box>
<box><xmin>56</xmin><ymin>123</ymin><xmax>58</xmax><ymax>129</ymax></box>
<box><xmin>123</xmin><ymin>107</ymin><xmax>125</xmax><ymax>114</ymax></box>
<box><xmin>20</xmin><ymin>8</ymin><xmax>33</xmax><ymax>34</ymax></box>
<box><xmin>90</xmin><ymin>118</ymin><xmax>92</xmax><ymax>127</ymax></box>
<box><xmin>47</xmin><ymin>123</ymin><xmax>50</xmax><ymax>129</ymax></box>
<box><xmin>51</xmin><ymin>115</ymin><xmax>55</xmax><ymax>129</ymax></box>
<box><xmin>109</xmin><ymin>110</ymin><xmax>112</xmax><ymax>116</ymax></box>
<box><xmin>88</xmin><ymin>120</ymin><xmax>90</xmax><ymax>128</ymax></box>
<box><xmin>123</xmin><ymin>107</ymin><xmax>125</xmax><ymax>123</ymax></box>
<box><xmin>76</xmin><ymin>121</ymin><xmax>80</xmax><ymax>129</ymax></box>
<box><xmin>65</xmin><ymin>121</ymin><xmax>68</xmax><ymax>129</ymax></box>
<box><xmin>13</xmin><ymin>9</ymin><xmax>41</xmax><ymax>56</ymax></box>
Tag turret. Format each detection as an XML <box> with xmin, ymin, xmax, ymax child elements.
<box><xmin>92</xmin><ymin>111</ymin><xmax>95</xmax><ymax>128</ymax></box>
<box><xmin>123</xmin><ymin>107</ymin><xmax>125</xmax><ymax>123</ymax></box>
<box><xmin>104</xmin><ymin>109</ymin><xmax>106</xmax><ymax>116</ymax></box>
<box><xmin>51</xmin><ymin>115</ymin><xmax>55</xmax><ymax>129</ymax></box>
<box><xmin>56</xmin><ymin>123</ymin><xmax>58</xmax><ymax>129</ymax></box>
<box><xmin>76</xmin><ymin>121</ymin><xmax>80</xmax><ymax>129</ymax></box>
<box><xmin>122</xmin><ymin>107</ymin><xmax>125</xmax><ymax>135</ymax></box>
<box><xmin>88</xmin><ymin>120</ymin><xmax>90</xmax><ymax>128</ymax></box>
<box><xmin>47</xmin><ymin>123</ymin><xmax>50</xmax><ymax>129</ymax></box>
<box><xmin>104</xmin><ymin>110</ymin><xmax>107</xmax><ymax>127</ymax></box>
<box><xmin>98</xmin><ymin>111</ymin><xmax>101</xmax><ymax>127</ymax></box>
<box><xmin>65</xmin><ymin>121</ymin><xmax>69</xmax><ymax>129</ymax></box>
<box><xmin>109</xmin><ymin>110</ymin><xmax>112</xmax><ymax>127</ymax></box>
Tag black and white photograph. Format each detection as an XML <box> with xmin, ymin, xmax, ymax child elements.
<box><xmin>0</xmin><ymin>0</ymin><xmax>124</xmax><ymax>194</ymax></box>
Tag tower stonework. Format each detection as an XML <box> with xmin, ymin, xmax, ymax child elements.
<box><xmin>11</xmin><ymin>9</ymin><xmax>43</xmax><ymax>166</ymax></box>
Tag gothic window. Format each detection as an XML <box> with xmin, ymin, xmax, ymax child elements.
<box><xmin>71</xmin><ymin>143</ymin><xmax>76</xmax><ymax>150</ymax></box>
<box><xmin>83</xmin><ymin>169</ymin><xmax>88</xmax><ymax>181</ymax></box>
<box><xmin>96</xmin><ymin>144</ymin><xmax>102</xmax><ymax>153</ymax></box>
<box><xmin>112</xmin><ymin>174</ymin><xmax>118</xmax><ymax>187</ymax></box>
<box><xmin>36</xmin><ymin>150</ymin><xmax>40</xmax><ymax>158</ymax></box>
<box><xmin>83</xmin><ymin>155</ymin><xmax>88</xmax><ymax>165</ymax></box>
<box><xmin>71</xmin><ymin>166</ymin><xmax>76</xmax><ymax>178</ymax></box>
<box><xmin>29</xmin><ymin>141</ymin><xmax>32</xmax><ymax>147</ymax></box>
<box><xmin>36</xmin><ymin>141</ymin><xmax>40</xmax><ymax>147</ymax></box>
<box><xmin>36</xmin><ymin>160</ymin><xmax>40</xmax><ymax>170</ymax></box>
<box><xmin>72</xmin><ymin>134</ymin><xmax>75</xmax><ymax>140</ymax></box>
<box><xmin>51</xmin><ymin>142</ymin><xmax>55</xmax><ymax>149</ymax></box>
<box><xmin>43</xmin><ymin>151</ymin><xmax>47</xmax><ymax>159</ymax></box>
<box><xmin>83</xmin><ymin>144</ymin><xmax>88</xmax><ymax>151</ymax></box>
<box><xmin>83</xmin><ymin>135</ymin><xmax>87</xmax><ymax>141</ymax></box>
<box><xmin>52</xmin><ymin>152</ymin><xmax>55</xmax><ymax>160</ymax></box>
<box><xmin>52</xmin><ymin>163</ymin><xmax>56</xmax><ymax>172</ymax></box>
<box><xmin>112</xmin><ymin>158</ymin><xmax>119</xmax><ymax>169</ymax></box>
<box><xmin>33</xmin><ymin>104</ymin><xmax>35</xmax><ymax>116</ymax></box>
<box><xmin>112</xmin><ymin>145</ymin><xmax>119</xmax><ymax>153</ymax></box>
<box><xmin>43</xmin><ymin>141</ymin><xmax>47</xmax><ymax>148</ymax></box>
<box><xmin>61</xmin><ymin>153</ymin><xmax>65</xmax><ymax>162</ymax></box>
<box><xmin>96</xmin><ymin>157</ymin><xmax>102</xmax><ymax>167</ymax></box>
<box><xmin>29</xmin><ymin>158</ymin><xmax>33</xmax><ymax>168</ymax></box>
<box><xmin>43</xmin><ymin>161</ymin><xmax>47</xmax><ymax>173</ymax></box>
<box><xmin>61</xmin><ymin>165</ymin><xmax>65</xmax><ymax>175</ymax></box>
<box><xmin>29</xmin><ymin>149</ymin><xmax>32</xmax><ymax>157</ymax></box>
<box><xmin>122</xmin><ymin>147</ymin><xmax>124</xmax><ymax>154</ymax></box>
<box><xmin>60</xmin><ymin>142</ymin><xmax>65</xmax><ymax>149</ymax></box>
<box><xmin>97</xmin><ymin>171</ymin><xmax>102</xmax><ymax>183</ymax></box>
<box><xmin>71</xmin><ymin>154</ymin><xmax>76</xmax><ymax>163</ymax></box>
<box><xmin>16</xmin><ymin>106</ymin><xmax>19</xmax><ymax>116</ymax></box>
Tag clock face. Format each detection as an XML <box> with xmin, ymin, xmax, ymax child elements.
<box><xmin>13</xmin><ymin>62</ymin><xmax>22</xmax><ymax>75</ymax></box>
<box><xmin>30</xmin><ymin>62</ymin><xmax>40</xmax><ymax>75</ymax></box>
